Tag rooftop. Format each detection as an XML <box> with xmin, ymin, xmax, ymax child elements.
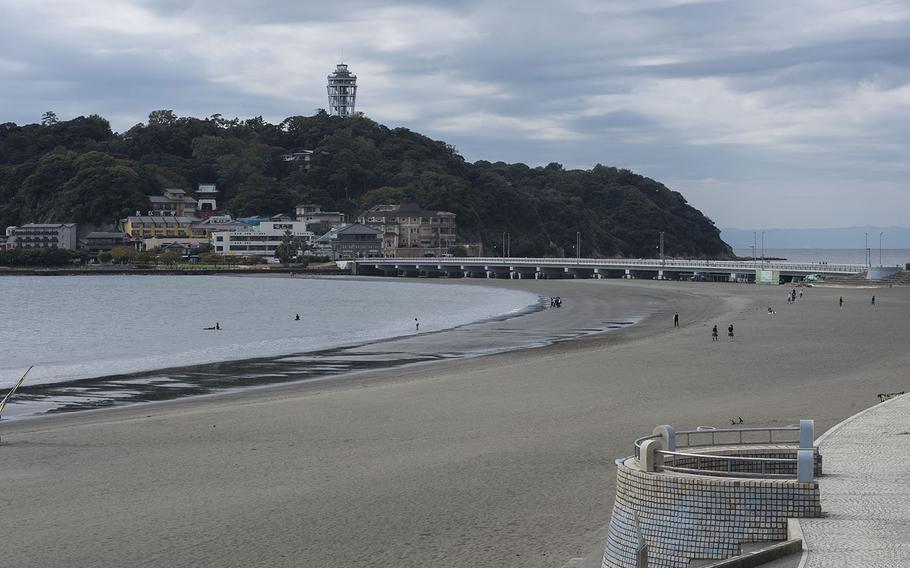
<box><xmin>124</xmin><ymin>216</ymin><xmax>197</xmax><ymax>225</ymax></box>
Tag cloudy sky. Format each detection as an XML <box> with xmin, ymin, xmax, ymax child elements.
<box><xmin>1</xmin><ymin>0</ymin><xmax>908</xmax><ymax>229</ymax></box>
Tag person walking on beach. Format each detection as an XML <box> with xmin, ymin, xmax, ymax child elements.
<box><xmin>712</xmin><ymin>325</ymin><xmax>718</xmax><ymax>341</ymax></box>
<box><xmin>415</xmin><ymin>317</ymin><xmax>420</xmax><ymax>331</ymax></box>
<box><xmin>872</xmin><ymin>295</ymin><xmax>876</xmax><ymax>306</ymax></box>
<box><xmin>673</xmin><ymin>312</ymin><xmax>679</xmax><ymax>327</ymax></box>
<box><xmin>727</xmin><ymin>323</ymin><xmax>734</xmax><ymax>341</ymax></box>
<box><xmin>839</xmin><ymin>296</ymin><xmax>843</xmax><ymax>308</ymax></box>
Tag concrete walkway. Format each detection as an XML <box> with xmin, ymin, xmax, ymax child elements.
<box><xmin>801</xmin><ymin>394</ymin><xmax>910</xmax><ymax>567</ymax></box>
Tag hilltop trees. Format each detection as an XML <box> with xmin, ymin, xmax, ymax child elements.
<box><xmin>0</xmin><ymin>111</ymin><xmax>733</xmax><ymax>258</ymax></box>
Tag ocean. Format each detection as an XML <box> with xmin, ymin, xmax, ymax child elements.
<box><xmin>732</xmin><ymin>248</ymin><xmax>910</xmax><ymax>266</ymax></box>
<box><xmin>0</xmin><ymin>275</ymin><xmax>538</xmax><ymax>391</ymax></box>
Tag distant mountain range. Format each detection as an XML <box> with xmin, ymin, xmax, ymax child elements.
<box><xmin>720</xmin><ymin>226</ymin><xmax>910</xmax><ymax>249</ymax></box>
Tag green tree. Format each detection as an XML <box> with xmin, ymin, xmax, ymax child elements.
<box><xmin>200</xmin><ymin>252</ymin><xmax>222</xmax><ymax>265</ymax></box>
<box><xmin>449</xmin><ymin>245</ymin><xmax>468</xmax><ymax>257</ymax></box>
<box><xmin>274</xmin><ymin>228</ymin><xmax>304</xmax><ymax>264</ymax></box>
<box><xmin>110</xmin><ymin>246</ymin><xmax>138</xmax><ymax>264</ymax></box>
<box><xmin>158</xmin><ymin>251</ymin><xmax>182</xmax><ymax>265</ymax></box>
<box><xmin>41</xmin><ymin>110</ymin><xmax>59</xmax><ymax>126</ymax></box>
<box><xmin>148</xmin><ymin>110</ymin><xmax>177</xmax><ymax>128</ymax></box>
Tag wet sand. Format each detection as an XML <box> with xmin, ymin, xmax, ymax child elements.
<box><xmin>2</xmin><ymin>279</ymin><xmax>908</xmax><ymax>568</ymax></box>
<box><xmin>3</xmin><ymin>276</ymin><xmax>659</xmax><ymax>418</ymax></box>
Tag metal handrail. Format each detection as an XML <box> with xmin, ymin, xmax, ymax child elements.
<box><xmin>631</xmin><ymin>426</ymin><xmax>806</xmax><ymax>478</ymax></box>
<box><xmin>634</xmin><ymin>426</ymin><xmax>800</xmax><ymax>454</ymax></box>
<box><xmin>367</xmin><ymin>257</ymin><xmax>869</xmax><ymax>274</ymax></box>
<box><xmin>659</xmin><ymin>466</ymin><xmax>794</xmax><ymax>479</ymax></box>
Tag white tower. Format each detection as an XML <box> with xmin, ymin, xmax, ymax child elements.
<box><xmin>196</xmin><ymin>183</ymin><xmax>219</xmax><ymax>217</ymax></box>
<box><xmin>327</xmin><ymin>62</ymin><xmax>357</xmax><ymax>117</ymax></box>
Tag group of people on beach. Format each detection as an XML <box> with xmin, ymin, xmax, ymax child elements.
<box><xmin>549</xmin><ymin>297</ymin><xmax>562</xmax><ymax>308</ymax></box>
<box><xmin>709</xmin><ymin>323</ymin><xmax>734</xmax><ymax>342</ymax></box>
<box><xmin>675</xmin><ymin>312</ymin><xmax>733</xmax><ymax>341</ymax></box>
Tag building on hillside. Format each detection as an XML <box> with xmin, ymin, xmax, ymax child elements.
<box><xmin>156</xmin><ymin>241</ymin><xmax>203</xmax><ymax>259</ymax></box>
<box><xmin>282</xmin><ymin>149</ymin><xmax>314</xmax><ymax>168</ymax></box>
<box><xmin>357</xmin><ymin>203</ymin><xmax>457</xmax><ymax>257</ymax></box>
<box><xmin>147</xmin><ymin>188</ymin><xmax>197</xmax><ymax>217</ymax></box>
<box><xmin>195</xmin><ymin>183</ymin><xmax>219</xmax><ymax>218</ymax></box>
<box><xmin>121</xmin><ymin>215</ymin><xmax>197</xmax><ymax>241</ymax></box>
<box><xmin>211</xmin><ymin>221</ymin><xmax>314</xmax><ymax>259</ymax></box>
<box><xmin>141</xmin><ymin>237</ymin><xmax>208</xmax><ymax>252</ymax></box>
<box><xmin>295</xmin><ymin>204</ymin><xmax>346</xmax><ymax>235</ymax></box>
<box><xmin>5</xmin><ymin>223</ymin><xmax>78</xmax><ymax>250</ymax></box>
<box><xmin>133</xmin><ymin>216</ymin><xmax>251</xmax><ymax>252</ymax></box>
<box><xmin>237</xmin><ymin>215</ymin><xmax>272</xmax><ymax>226</ymax></box>
<box><xmin>190</xmin><ymin>215</ymin><xmax>251</xmax><ymax>237</ymax></box>
<box><xmin>313</xmin><ymin>223</ymin><xmax>381</xmax><ymax>260</ymax></box>
<box><xmin>79</xmin><ymin>231</ymin><xmax>130</xmax><ymax>253</ymax></box>
<box><xmin>327</xmin><ymin>62</ymin><xmax>357</xmax><ymax>117</ymax></box>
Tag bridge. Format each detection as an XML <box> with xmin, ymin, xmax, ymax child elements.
<box><xmin>344</xmin><ymin>257</ymin><xmax>869</xmax><ymax>282</ymax></box>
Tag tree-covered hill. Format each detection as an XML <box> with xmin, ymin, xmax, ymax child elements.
<box><xmin>0</xmin><ymin>111</ymin><xmax>733</xmax><ymax>258</ymax></box>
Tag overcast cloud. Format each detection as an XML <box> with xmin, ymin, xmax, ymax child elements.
<box><xmin>1</xmin><ymin>0</ymin><xmax>908</xmax><ymax>228</ymax></box>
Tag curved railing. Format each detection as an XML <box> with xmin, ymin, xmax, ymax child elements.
<box><xmin>632</xmin><ymin>426</ymin><xmax>809</xmax><ymax>479</ymax></box>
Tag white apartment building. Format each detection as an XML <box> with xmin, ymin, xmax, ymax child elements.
<box><xmin>211</xmin><ymin>221</ymin><xmax>314</xmax><ymax>258</ymax></box>
<box><xmin>5</xmin><ymin>223</ymin><xmax>78</xmax><ymax>250</ymax></box>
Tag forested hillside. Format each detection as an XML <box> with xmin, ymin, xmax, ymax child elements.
<box><xmin>0</xmin><ymin>111</ymin><xmax>733</xmax><ymax>258</ymax></box>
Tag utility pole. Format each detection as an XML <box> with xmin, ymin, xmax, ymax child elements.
<box><xmin>761</xmin><ymin>230</ymin><xmax>765</xmax><ymax>263</ymax></box>
<box><xmin>753</xmin><ymin>231</ymin><xmax>757</xmax><ymax>261</ymax></box>
<box><xmin>502</xmin><ymin>231</ymin><xmax>506</xmax><ymax>258</ymax></box>
<box><xmin>506</xmin><ymin>233</ymin><xmax>511</xmax><ymax>257</ymax></box>
<box><xmin>576</xmin><ymin>231</ymin><xmax>581</xmax><ymax>261</ymax></box>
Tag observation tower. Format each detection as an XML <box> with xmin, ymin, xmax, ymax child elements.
<box><xmin>327</xmin><ymin>62</ymin><xmax>357</xmax><ymax>117</ymax></box>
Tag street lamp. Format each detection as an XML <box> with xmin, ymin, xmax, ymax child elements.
<box><xmin>761</xmin><ymin>230</ymin><xmax>765</xmax><ymax>263</ymax></box>
<box><xmin>659</xmin><ymin>231</ymin><xmax>665</xmax><ymax>264</ymax></box>
<box><xmin>879</xmin><ymin>232</ymin><xmax>884</xmax><ymax>266</ymax></box>
<box><xmin>865</xmin><ymin>232</ymin><xmax>869</xmax><ymax>267</ymax></box>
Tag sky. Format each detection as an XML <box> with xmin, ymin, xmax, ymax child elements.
<box><xmin>0</xmin><ymin>0</ymin><xmax>908</xmax><ymax>229</ymax></box>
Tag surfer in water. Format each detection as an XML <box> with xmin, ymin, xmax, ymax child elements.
<box><xmin>295</xmin><ymin>314</ymin><xmax>300</xmax><ymax>321</ymax></box>
<box><xmin>204</xmin><ymin>322</ymin><xmax>221</xmax><ymax>331</ymax></box>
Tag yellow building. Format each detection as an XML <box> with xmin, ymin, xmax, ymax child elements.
<box><xmin>120</xmin><ymin>216</ymin><xmax>197</xmax><ymax>240</ymax></box>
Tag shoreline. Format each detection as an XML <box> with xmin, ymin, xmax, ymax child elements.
<box><xmin>2</xmin><ymin>276</ymin><xmax>662</xmax><ymax>421</ymax></box>
<box><xmin>3</xmin><ymin>279</ymin><xmax>908</xmax><ymax>568</ymax></box>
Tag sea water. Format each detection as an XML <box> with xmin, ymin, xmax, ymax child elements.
<box><xmin>733</xmin><ymin>248</ymin><xmax>910</xmax><ymax>266</ymax></box>
<box><xmin>0</xmin><ymin>275</ymin><xmax>537</xmax><ymax>390</ymax></box>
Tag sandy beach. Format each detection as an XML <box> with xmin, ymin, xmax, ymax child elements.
<box><xmin>2</xmin><ymin>278</ymin><xmax>907</xmax><ymax>568</ymax></box>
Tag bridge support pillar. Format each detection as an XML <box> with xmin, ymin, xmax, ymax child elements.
<box><xmin>657</xmin><ymin>270</ymin><xmax>664</xmax><ymax>280</ymax></box>
<box><xmin>624</xmin><ymin>269</ymin><xmax>632</xmax><ymax>279</ymax></box>
<box><xmin>729</xmin><ymin>273</ymin><xmax>737</xmax><ymax>282</ymax></box>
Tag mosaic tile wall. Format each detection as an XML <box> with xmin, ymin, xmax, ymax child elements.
<box><xmin>602</xmin><ymin>459</ymin><xmax>822</xmax><ymax>568</ymax></box>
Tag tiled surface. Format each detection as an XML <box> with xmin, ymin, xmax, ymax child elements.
<box><xmin>602</xmin><ymin>458</ymin><xmax>821</xmax><ymax>568</ymax></box>
<box><xmin>801</xmin><ymin>395</ymin><xmax>910</xmax><ymax>567</ymax></box>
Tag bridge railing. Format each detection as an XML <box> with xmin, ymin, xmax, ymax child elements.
<box><xmin>365</xmin><ymin>257</ymin><xmax>867</xmax><ymax>274</ymax></box>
